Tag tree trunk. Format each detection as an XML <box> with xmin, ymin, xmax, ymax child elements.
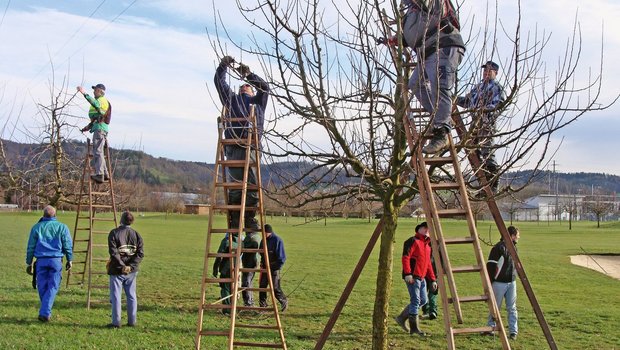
<box><xmin>372</xmin><ymin>209</ymin><xmax>398</xmax><ymax>350</ymax></box>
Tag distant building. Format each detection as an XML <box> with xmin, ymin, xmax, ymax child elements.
<box><xmin>184</xmin><ymin>204</ymin><xmax>210</xmax><ymax>215</ymax></box>
<box><xmin>515</xmin><ymin>194</ymin><xmax>586</xmax><ymax>221</ymax></box>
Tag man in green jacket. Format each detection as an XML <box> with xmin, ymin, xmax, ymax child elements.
<box><xmin>78</xmin><ymin>83</ymin><xmax>110</xmax><ymax>183</ymax></box>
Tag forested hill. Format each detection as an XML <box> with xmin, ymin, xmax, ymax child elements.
<box><xmin>2</xmin><ymin>139</ymin><xmax>619</xmax><ymax>194</ymax></box>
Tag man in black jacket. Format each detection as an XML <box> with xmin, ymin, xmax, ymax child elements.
<box><xmin>107</xmin><ymin>211</ymin><xmax>144</xmax><ymax>328</ymax></box>
<box><xmin>485</xmin><ymin>226</ymin><xmax>519</xmax><ymax>340</ymax></box>
<box><xmin>214</xmin><ymin>55</ymin><xmax>270</xmax><ymax>231</ymax></box>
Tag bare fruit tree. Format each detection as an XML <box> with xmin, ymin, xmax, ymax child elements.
<box><xmin>209</xmin><ymin>0</ymin><xmax>615</xmax><ymax>348</ymax></box>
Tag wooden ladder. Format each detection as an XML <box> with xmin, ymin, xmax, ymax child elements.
<box><xmin>404</xmin><ymin>111</ymin><xmax>511</xmax><ymax>350</ymax></box>
<box><xmin>66</xmin><ymin>138</ymin><xmax>119</xmax><ymax>309</ymax></box>
<box><xmin>195</xmin><ymin>108</ymin><xmax>287</xmax><ymax>349</ymax></box>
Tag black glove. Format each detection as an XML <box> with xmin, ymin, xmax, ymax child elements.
<box><xmin>26</xmin><ymin>265</ymin><xmax>34</xmax><ymax>275</ymax></box>
<box><xmin>237</xmin><ymin>63</ymin><xmax>251</xmax><ymax>77</ymax></box>
<box><xmin>221</xmin><ymin>55</ymin><xmax>235</xmax><ymax>66</ymax></box>
<box><xmin>65</xmin><ymin>261</ymin><xmax>72</xmax><ymax>271</ymax></box>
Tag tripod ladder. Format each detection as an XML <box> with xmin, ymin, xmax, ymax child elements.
<box><xmin>195</xmin><ymin>108</ymin><xmax>287</xmax><ymax>349</ymax></box>
<box><xmin>404</xmin><ymin>111</ymin><xmax>511</xmax><ymax>350</ymax></box>
<box><xmin>67</xmin><ymin>138</ymin><xmax>119</xmax><ymax>309</ymax></box>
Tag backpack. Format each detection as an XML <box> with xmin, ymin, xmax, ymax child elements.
<box><xmin>102</xmin><ymin>102</ymin><xmax>112</xmax><ymax>124</ymax></box>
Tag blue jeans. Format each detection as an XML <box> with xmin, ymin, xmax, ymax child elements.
<box><xmin>36</xmin><ymin>258</ymin><xmax>63</xmax><ymax>318</ymax></box>
<box><xmin>406</xmin><ymin>278</ymin><xmax>428</xmax><ymax>316</ymax></box>
<box><xmin>109</xmin><ymin>272</ymin><xmax>138</xmax><ymax>326</ymax></box>
<box><xmin>409</xmin><ymin>46</ymin><xmax>464</xmax><ymax>131</ymax></box>
<box><xmin>487</xmin><ymin>281</ymin><xmax>518</xmax><ymax>334</ymax></box>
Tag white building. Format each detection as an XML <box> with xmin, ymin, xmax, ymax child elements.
<box><xmin>514</xmin><ymin>194</ymin><xmax>586</xmax><ymax>221</ymax></box>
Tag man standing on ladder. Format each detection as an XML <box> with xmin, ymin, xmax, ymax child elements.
<box><xmin>396</xmin><ymin>222</ymin><xmax>437</xmax><ymax>336</ymax></box>
<box><xmin>78</xmin><ymin>83</ymin><xmax>110</xmax><ymax>183</ymax></box>
<box><xmin>214</xmin><ymin>55</ymin><xmax>270</xmax><ymax>230</ymax></box>
<box><xmin>456</xmin><ymin>60</ymin><xmax>505</xmax><ymax>193</ymax></box>
<box><xmin>485</xmin><ymin>226</ymin><xmax>520</xmax><ymax>340</ymax></box>
<box><xmin>402</xmin><ymin>0</ymin><xmax>466</xmax><ymax>154</ymax></box>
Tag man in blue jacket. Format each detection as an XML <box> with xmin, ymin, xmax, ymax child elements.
<box><xmin>25</xmin><ymin>205</ymin><xmax>73</xmax><ymax>322</ymax></box>
<box><xmin>258</xmin><ymin>224</ymin><xmax>288</xmax><ymax>312</ymax></box>
<box><xmin>214</xmin><ymin>55</ymin><xmax>270</xmax><ymax>231</ymax></box>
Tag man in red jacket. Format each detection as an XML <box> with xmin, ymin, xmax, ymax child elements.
<box><xmin>395</xmin><ymin>222</ymin><xmax>438</xmax><ymax>336</ymax></box>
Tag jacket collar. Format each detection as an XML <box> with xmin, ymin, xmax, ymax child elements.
<box><xmin>39</xmin><ymin>217</ymin><xmax>57</xmax><ymax>222</ymax></box>
<box><xmin>414</xmin><ymin>232</ymin><xmax>430</xmax><ymax>242</ymax></box>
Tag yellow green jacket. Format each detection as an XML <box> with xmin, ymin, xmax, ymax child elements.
<box><xmin>84</xmin><ymin>94</ymin><xmax>109</xmax><ymax>133</ymax></box>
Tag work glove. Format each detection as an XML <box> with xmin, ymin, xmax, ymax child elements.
<box><xmin>65</xmin><ymin>261</ymin><xmax>72</xmax><ymax>271</ymax></box>
<box><xmin>237</xmin><ymin>63</ymin><xmax>251</xmax><ymax>77</ymax></box>
<box><xmin>122</xmin><ymin>266</ymin><xmax>132</xmax><ymax>275</ymax></box>
<box><xmin>221</xmin><ymin>55</ymin><xmax>235</xmax><ymax>66</ymax></box>
<box><xmin>404</xmin><ymin>275</ymin><xmax>414</xmax><ymax>284</ymax></box>
<box><xmin>26</xmin><ymin>265</ymin><xmax>34</xmax><ymax>275</ymax></box>
<box><xmin>431</xmin><ymin>281</ymin><xmax>438</xmax><ymax>292</ymax></box>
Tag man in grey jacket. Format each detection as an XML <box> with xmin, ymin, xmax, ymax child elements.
<box><xmin>107</xmin><ymin>211</ymin><xmax>144</xmax><ymax>328</ymax></box>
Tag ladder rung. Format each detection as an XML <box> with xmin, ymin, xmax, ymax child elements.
<box><xmin>235</xmin><ymin>324</ymin><xmax>280</xmax><ymax>330</ymax></box>
<box><xmin>222</xmin><ymin>117</ymin><xmax>254</xmax><ymax>123</ymax></box>
<box><xmin>239</xmin><ymin>268</ymin><xmax>267</xmax><ymax>273</ymax></box>
<box><xmin>92</xmin><ymin>218</ymin><xmax>116</xmax><ymax>222</ymax></box>
<box><xmin>75</xmin><ymin>228</ymin><xmax>91</xmax><ymax>231</ymax></box>
<box><xmin>199</xmin><ymin>330</ymin><xmax>229</xmax><ymax>336</ymax></box>
<box><xmin>205</xmin><ymin>278</ymin><xmax>235</xmax><ymax>283</ymax></box>
<box><xmin>449</xmin><ymin>295</ymin><xmax>488</xmax><ymax>303</ymax></box>
<box><xmin>91</xmin><ymin>191</ymin><xmax>111</xmax><ymax>195</ymax></box>
<box><xmin>220</xmin><ymin>138</ymin><xmax>251</xmax><ymax>145</ymax></box>
<box><xmin>207</xmin><ymin>253</ymin><xmax>236</xmax><ymax>258</ymax></box>
<box><xmin>232</xmin><ymin>341</ymin><xmax>284</xmax><ymax>348</ymax></box>
<box><xmin>203</xmin><ymin>304</ymin><xmax>275</xmax><ymax>312</ymax></box>
<box><xmin>216</xmin><ymin>182</ymin><xmax>259</xmax><ymax>190</ymax></box>
<box><xmin>422</xmin><ymin>156</ymin><xmax>453</xmax><ymax>165</ymax></box>
<box><xmin>431</xmin><ymin>182</ymin><xmax>460</xmax><ymax>190</ymax></box>
<box><xmin>443</xmin><ymin>237</ymin><xmax>475</xmax><ymax>244</ymax></box>
<box><xmin>67</xmin><ymin>282</ymin><xmax>84</xmax><ymax>285</ymax></box>
<box><xmin>210</xmin><ymin>228</ymin><xmax>243</xmax><ymax>234</ymax></box>
<box><xmin>92</xmin><ymin>204</ymin><xmax>113</xmax><ymax>208</ymax></box>
<box><xmin>219</xmin><ymin>160</ymin><xmax>258</xmax><ymax>167</ymax></box>
<box><xmin>72</xmin><ymin>261</ymin><xmax>86</xmax><ymax>264</ymax></box>
<box><xmin>74</xmin><ymin>239</ymin><xmax>90</xmax><ymax>242</ymax></box>
<box><xmin>437</xmin><ymin>208</ymin><xmax>468</xmax><ymax>217</ymax></box>
<box><xmin>73</xmin><ymin>250</ymin><xmax>89</xmax><ymax>253</ymax></box>
<box><xmin>212</xmin><ymin>205</ymin><xmax>259</xmax><ymax>211</ymax></box>
<box><xmin>451</xmin><ymin>265</ymin><xmax>481</xmax><ymax>273</ymax></box>
<box><xmin>93</xmin><ymin>230</ymin><xmax>111</xmax><ymax>234</ymax></box>
<box><xmin>452</xmin><ymin>326</ymin><xmax>496</xmax><ymax>335</ymax></box>
<box><xmin>69</xmin><ymin>272</ymin><xmax>85</xmax><ymax>275</ymax></box>
<box><xmin>244</xmin><ymin>287</ymin><xmax>271</xmax><ymax>292</ymax></box>
<box><xmin>78</xmin><ymin>216</ymin><xmax>91</xmax><ymax>220</ymax></box>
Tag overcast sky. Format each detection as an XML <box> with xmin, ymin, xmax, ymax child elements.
<box><xmin>0</xmin><ymin>0</ymin><xmax>618</xmax><ymax>175</ymax></box>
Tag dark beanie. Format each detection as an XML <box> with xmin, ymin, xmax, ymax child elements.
<box><xmin>415</xmin><ymin>221</ymin><xmax>428</xmax><ymax>233</ymax></box>
<box><xmin>264</xmin><ymin>224</ymin><xmax>273</xmax><ymax>233</ymax></box>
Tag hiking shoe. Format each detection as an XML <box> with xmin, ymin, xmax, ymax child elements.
<box><xmin>422</xmin><ymin>128</ymin><xmax>450</xmax><ymax>154</ymax></box>
<box><xmin>280</xmin><ymin>300</ymin><xmax>288</xmax><ymax>312</ymax></box>
<box><xmin>38</xmin><ymin>315</ymin><xmax>50</xmax><ymax>322</ymax></box>
<box><xmin>90</xmin><ymin>174</ymin><xmax>104</xmax><ymax>183</ymax></box>
<box><xmin>509</xmin><ymin>333</ymin><xmax>517</xmax><ymax>340</ymax></box>
<box><xmin>106</xmin><ymin>323</ymin><xmax>120</xmax><ymax>329</ymax></box>
<box><xmin>126</xmin><ymin>323</ymin><xmax>136</xmax><ymax>327</ymax></box>
<box><xmin>428</xmin><ymin>313</ymin><xmax>437</xmax><ymax>320</ymax></box>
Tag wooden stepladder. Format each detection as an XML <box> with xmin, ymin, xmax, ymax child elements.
<box><xmin>67</xmin><ymin>138</ymin><xmax>118</xmax><ymax>309</ymax></box>
<box><xmin>195</xmin><ymin>108</ymin><xmax>287</xmax><ymax>349</ymax></box>
<box><xmin>404</xmin><ymin>110</ymin><xmax>510</xmax><ymax>349</ymax></box>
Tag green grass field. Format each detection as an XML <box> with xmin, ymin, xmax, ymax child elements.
<box><xmin>1</xmin><ymin>211</ymin><xmax>619</xmax><ymax>350</ymax></box>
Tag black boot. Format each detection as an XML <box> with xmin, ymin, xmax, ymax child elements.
<box><xmin>394</xmin><ymin>306</ymin><xmax>409</xmax><ymax>333</ymax></box>
<box><xmin>408</xmin><ymin>314</ymin><xmax>428</xmax><ymax>336</ymax></box>
<box><xmin>422</xmin><ymin>127</ymin><xmax>450</xmax><ymax>154</ymax></box>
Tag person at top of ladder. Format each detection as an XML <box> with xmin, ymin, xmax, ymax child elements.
<box><xmin>456</xmin><ymin>60</ymin><xmax>505</xmax><ymax>193</ymax></box>
<box><xmin>485</xmin><ymin>225</ymin><xmax>520</xmax><ymax>340</ymax></box>
<box><xmin>396</xmin><ymin>221</ymin><xmax>438</xmax><ymax>337</ymax></box>
<box><xmin>379</xmin><ymin>1</ymin><xmax>466</xmax><ymax>154</ymax></box>
<box><xmin>78</xmin><ymin>83</ymin><xmax>111</xmax><ymax>184</ymax></box>
<box><xmin>214</xmin><ymin>55</ymin><xmax>270</xmax><ymax>230</ymax></box>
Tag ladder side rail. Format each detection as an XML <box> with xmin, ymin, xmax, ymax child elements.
<box><xmin>250</xmin><ymin>108</ymin><xmax>288</xmax><ymax>348</ymax></box>
<box><xmin>446</xmin><ymin>137</ymin><xmax>510</xmax><ymax>348</ymax></box>
<box><xmin>452</xmin><ymin>113</ymin><xmax>558</xmax><ymax>350</ymax></box>
<box><xmin>86</xmin><ymin>140</ymin><xmax>95</xmax><ymax>309</ymax></box>
<box><xmin>105</xmin><ymin>141</ymin><xmax>118</xmax><ymax>226</ymax></box>
<box><xmin>68</xmin><ymin>139</ymin><xmax>91</xmax><ymax>287</ymax></box>
<box><xmin>195</xmin><ymin>109</ymin><xmax>228</xmax><ymax>350</ymax></box>
<box><xmin>226</xmin><ymin>108</ymin><xmax>255</xmax><ymax>350</ymax></box>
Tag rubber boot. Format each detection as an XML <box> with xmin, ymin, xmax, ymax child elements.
<box><xmin>408</xmin><ymin>314</ymin><xmax>428</xmax><ymax>336</ymax></box>
<box><xmin>394</xmin><ymin>306</ymin><xmax>409</xmax><ymax>333</ymax></box>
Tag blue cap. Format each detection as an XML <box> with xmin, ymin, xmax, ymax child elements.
<box><xmin>481</xmin><ymin>61</ymin><xmax>499</xmax><ymax>71</ymax></box>
<box><xmin>91</xmin><ymin>83</ymin><xmax>106</xmax><ymax>91</ymax></box>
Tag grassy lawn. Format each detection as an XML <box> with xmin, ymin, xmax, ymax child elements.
<box><xmin>1</xmin><ymin>211</ymin><xmax>619</xmax><ymax>349</ymax></box>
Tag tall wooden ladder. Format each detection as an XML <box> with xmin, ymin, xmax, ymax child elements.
<box><xmin>403</xmin><ymin>111</ymin><xmax>511</xmax><ymax>350</ymax></box>
<box><xmin>195</xmin><ymin>108</ymin><xmax>287</xmax><ymax>349</ymax></box>
<box><xmin>67</xmin><ymin>138</ymin><xmax>119</xmax><ymax>309</ymax></box>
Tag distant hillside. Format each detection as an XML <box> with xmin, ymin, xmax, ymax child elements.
<box><xmin>2</xmin><ymin>139</ymin><xmax>620</xmax><ymax>195</ymax></box>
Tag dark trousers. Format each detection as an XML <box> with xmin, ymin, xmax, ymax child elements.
<box><xmin>259</xmin><ymin>269</ymin><xmax>287</xmax><ymax>306</ymax></box>
<box><xmin>241</xmin><ymin>271</ymin><xmax>255</xmax><ymax>306</ymax></box>
<box><xmin>224</xmin><ymin>144</ymin><xmax>258</xmax><ymax>228</ymax></box>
